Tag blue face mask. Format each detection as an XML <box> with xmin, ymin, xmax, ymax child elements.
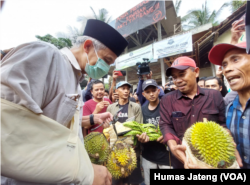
<box><xmin>85</xmin><ymin>47</ymin><xmax>110</xmax><ymax>79</ymax></box>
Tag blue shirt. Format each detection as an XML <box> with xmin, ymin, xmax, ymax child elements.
<box><xmin>226</xmin><ymin>95</ymin><xmax>250</xmax><ymax>168</ymax></box>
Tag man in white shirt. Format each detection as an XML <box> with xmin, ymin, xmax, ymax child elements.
<box><xmin>1</xmin><ymin>19</ymin><xmax>128</xmax><ymax>185</ymax></box>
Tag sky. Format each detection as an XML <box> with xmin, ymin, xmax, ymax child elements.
<box><xmin>0</xmin><ymin>0</ymin><xmax>232</xmax><ymax>49</ymax></box>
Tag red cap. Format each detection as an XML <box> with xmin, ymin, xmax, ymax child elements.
<box><xmin>166</xmin><ymin>56</ymin><xmax>196</xmax><ymax>76</ymax></box>
<box><xmin>208</xmin><ymin>42</ymin><xmax>246</xmax><ymax>66</ymax></box>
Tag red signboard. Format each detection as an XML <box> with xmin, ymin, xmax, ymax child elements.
<box><xmin>113</xmin><ymin>1</ymin><xmax>166</xmax><ymax>37</ymax></box>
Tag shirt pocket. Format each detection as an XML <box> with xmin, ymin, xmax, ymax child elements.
<box><xmin>201</xmin><ymin>109</ymin><xmax>219</xmax><ymax>122</ymax></box>
<box><xmin>171</xmin><ymin>116</ymin><xmax>186</xmax><ymax>138</ymax></box>
<box><xmin>60</xmin><ymin>95</ymin><xmax>78</xmax><ymax>126</ymax></box>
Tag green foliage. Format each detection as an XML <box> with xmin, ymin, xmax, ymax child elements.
<box><xmin>35</xmin><ymin>34</ymin><xmax>72</xmax><ymax>49</ymax></box>
<box><xmin>105</xmin><ymin>83</ymin><xmax>109</xmax><ymax>90</ymax></box>
<box><xmin>181</xmin><ymin>0</ymin><xmax>229</xmax><ymax>30</ymax></box>
<box><xmin>229</xmin><ymin>0</ymin><xmax>247</xmax><ymax>13</ymax></box>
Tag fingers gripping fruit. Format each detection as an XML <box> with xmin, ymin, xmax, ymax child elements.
<box><xmin>184</xmin><ymin>121</ymin><xmax>237</xmax><ymax>168</ymax></box>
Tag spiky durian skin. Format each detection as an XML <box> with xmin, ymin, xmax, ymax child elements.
<box><xmin>106</xmin><ymin>141</ymin><xmax>137</xmax><ymax>179</ymax></box>
<box><xmin>84</xmin><ymin>132</ymin><xmax>109</xmax><ymax>164</ymax></box>
<box><xmin>185</xmin><ymin>121</ymin><xmax>235</xmax><ymax>168</ymax></box>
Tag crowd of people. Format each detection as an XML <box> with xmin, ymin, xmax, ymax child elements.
<box><xmin>1</xmin><ymin>16</ymin><xmax>249</xmax><ymax>185</ymax></box>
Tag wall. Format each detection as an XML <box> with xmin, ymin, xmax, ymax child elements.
<box><xmin>199</xmin><ymin>67</ymin><xmax>213</xmax><ymax>78</ymax></box>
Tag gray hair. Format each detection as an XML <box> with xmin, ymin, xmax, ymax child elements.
<box><xmin>73</xmin><ymin>36</ymin><xmax>107</xmax><ymax>51</ymax></box>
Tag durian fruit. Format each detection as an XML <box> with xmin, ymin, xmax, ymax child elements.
<box><xmin>84</xmin><ymin>132</ymin><xmax>110</xmax><ymax>164</ymax></box>
<box><xmin>183</xmin><ymin>121</ymin><xmax>239</xmax><ymax>169</ymax></box>
<box><xmin>106</xmin><ymin>140</ymin><xmax>137</xmax><ymax>179</ymax></box>
<box><xmin>103</xmin><ymin>126</ymin><xmax>111</xmax><ymax>141</ymax></box>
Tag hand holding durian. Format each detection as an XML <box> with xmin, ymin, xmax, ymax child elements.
<box><xmin>182</xmin><ymin>120</ymin><xmax>240</xmax><ymax>169</ymax></box>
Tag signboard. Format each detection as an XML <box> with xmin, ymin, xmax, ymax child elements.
<box><xmin>153</xmin><ymin>32</ymin><xmax>193</xmax><ymax>59</ymax></box>
<box><xmin>113</xmin><ymin>1</ymin><xmax>166</xmax><ymax>37</ymax></box>
<box><xmin>115</xmin><ymin>44</ymin><xmax>154</xmax><ymax>70</ymax></box>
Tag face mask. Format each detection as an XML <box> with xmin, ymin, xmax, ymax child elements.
<box><xmin>85</xmin><ymin>47</ymin><xmax>110</xmax><ymax>79</ymax></box>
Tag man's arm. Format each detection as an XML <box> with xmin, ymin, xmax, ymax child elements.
<box><xmin>81</xmin><ymin>112</ymin><xmax>113</xmax><ymax>129</ymax></box>
<box><xmin>134</xmin><ymin>104</ymin><xmax>143</xmax><ymax>123</ymax></box>
<box><xmin>136</xmin><ymin>78</ymin><xmax>146</xmax><ymax>105</ymax></box>
<box><xmin>230</xmin><ymin>19</ymin><xmax>245</xmax><ymax>45</ymax></box>
<box><xmin>1</xmin><ymin>42</ymin><xmax>59</xmax><ymax>114</ymax></box>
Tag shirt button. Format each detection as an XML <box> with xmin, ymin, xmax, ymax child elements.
<box><xmin>242</xmin><ymin>116</ymin><xmax>246</xmax><ymax>119</ymax></box>
<box><xmin>244</xmin><ymin>156</ymin><xmax>247</xmax><ymax>160</ymax></box>
<box><xmin>176</xmin><ymin>118</ymin><xmax>178</xmax><ymax>120</ymax></box>
<box><xmin>192</xmin><ymin>115</ymin><xmax>194</xmax><ymax>117</ymax></box>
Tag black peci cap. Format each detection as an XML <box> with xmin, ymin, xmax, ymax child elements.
<box><xmin>83</xmin><ymin>19</ymin><xmax>128</xmax><ymax>57</ymax></box>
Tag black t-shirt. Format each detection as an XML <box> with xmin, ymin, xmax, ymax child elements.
<box><xmin>117</xmin><ymin>103</ymin><xmax>129</xmax><ymax>123</ymax></box>
<box><xmin>141</xmin><ymin>101</ymin><xmax>170</xmax><ymax>165</ymax></box>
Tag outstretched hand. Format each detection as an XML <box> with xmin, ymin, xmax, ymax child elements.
<box><xmin>94</xmin><ymin>112</ymin><xmax>113</xmax><ymax>128</ymax></box>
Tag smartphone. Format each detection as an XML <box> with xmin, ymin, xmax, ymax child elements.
<box><xmin>114</xmin><ymin>70</ymin><xmax>126</xmax><ymax>76</ymax></box>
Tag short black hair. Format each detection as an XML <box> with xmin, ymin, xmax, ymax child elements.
<box><xmin>199</xmin><ymin>77</ymin><xmax>207</xmax><ymax>81</ymax></box>
<box><xmin>90</xmin><ymin>80</ymin><xmax>104</xmax><ymax>90</ymax></box>
<box><xmin>105</xmin><ymin>90</ymin><xmax>109</xmax><ymax>94</ymax></box>
<box><xmin>205</xmin><ymin>76</ymin><xmax>222</xmax><ymax>87</ymax></box>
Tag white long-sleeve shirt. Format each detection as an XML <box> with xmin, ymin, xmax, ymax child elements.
<box><xmin>1</xmin><ymin>41</ymin><xmax>93</xmax><ymax>185</ymax></box>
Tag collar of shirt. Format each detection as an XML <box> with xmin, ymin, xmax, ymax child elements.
<box><xmin>60</xmin><ymin>47</ymin><xmax>84</xmax><ymax>82</ymax></box>
<box><xmin>176</xmin><ymin>85</ymin><xmax>205</xmax><ymax>99</ymax></box>
<box><xmin>232</xmin><ymin>94</ymin><xmax>250</xmax><ymax>112</ymax></box>
<box><xmin>232</xmin><ymin>95</ymin><xmax>242</xmax><ymax>111</ymax></box>
<box><xmin>115</xmin><ymin>100</ymin><xmax>132</xmax><ymax>107</ymax></box>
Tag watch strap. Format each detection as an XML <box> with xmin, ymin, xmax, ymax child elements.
<box><xmin>90</xmin><ymin>114</ymin><xmax>94</xmax><ymax>125</ymax></box>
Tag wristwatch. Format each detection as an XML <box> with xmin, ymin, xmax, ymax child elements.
<box><xmin>90</xmin><ymin>114</ymin><xmax>94</xmax><ymax>125</ymax></box>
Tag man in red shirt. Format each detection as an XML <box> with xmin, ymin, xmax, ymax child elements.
<box><xmin>83</xmin><ymin>80</ymin><xmax>112</xmax><ymax>134</ymax></box>
<box><xmin>159</xmin><ymin>57</ymin><xmax>226</xmax><ymax>169</ymax></box>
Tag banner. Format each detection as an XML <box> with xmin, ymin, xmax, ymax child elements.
<box><xmin>115</xmin><ymin>44</ymin><xmax>154</xmax><ymax>70</ymax></box>
<box><xmin>113</xmin><ymin>1</ymin><xmax>165</xmax><ymax>37</ymax></box>
<box><xmin>153</xmin><ymin>32</ymin><xmax>193</xmax><ymax>59</ymax></box>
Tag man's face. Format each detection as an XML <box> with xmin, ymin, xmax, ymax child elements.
<box><xmin>205</xmin><ymin>79</ymin><xmax>222</xmax><ymax>91</ymax></box>
<box><xmin>198</xmin><ymin>80</ymin><xmax>205</xmax><ymax>88</ymax></box>
<box><xmin>104</xmin><ymin>92</ymin><xmax>109</xmax><ymax>97</ymax></box>
<box><xmin>91</xmin><ymin>83</ymin><xmax>105</xmax><ymax>100</ymax></box>
<box><xmin>80</xmin><ymin>40</ymin><xmax>117</xmax><ymax>72</ymax></box>
<box><xmin>142</xmin><ymin>86</ymin><xmax>160</xmax><ymax>103</ymax></box>
<box><xmin>222</xmin><ymin>48</ymin><xmax>250</xmax><ymax>92</ymax></box>
<box><xmin>116</xmin><ymin>85</ymin><xmax>130</xmax><ymax>100</ymax></box>
<box><xmin>171</xmin><ymin>67</ymin><xmax>199</xmax><ymax>94</ymax></box>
